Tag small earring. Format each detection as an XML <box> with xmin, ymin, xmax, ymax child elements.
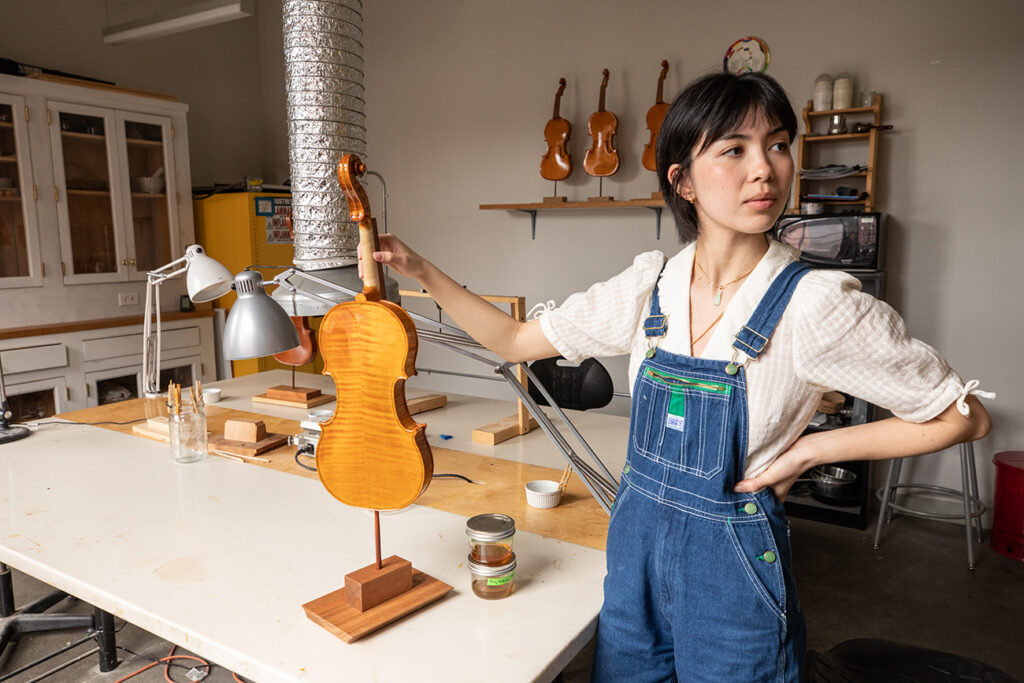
<box><xmin>686</xmin><ymin>194</ymin><xmax>695</xmax><ymax>204</ymax></box>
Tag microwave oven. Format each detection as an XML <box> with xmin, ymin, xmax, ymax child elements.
<box><xmin>774</xmin><ymin>212</ymin><xmax>886</xmax><ymax>270</ymax></box>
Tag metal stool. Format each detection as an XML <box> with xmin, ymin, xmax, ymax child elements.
<box><xmin>873</xmin><ymin>442</ymin><xmax>986</xmax><ymax>570</ymax></box>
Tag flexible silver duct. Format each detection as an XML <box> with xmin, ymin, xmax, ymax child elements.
<box><xmin>282</xmin><ymin>0</ymin><xmax>365</xmax><ymax>271</ymax></box>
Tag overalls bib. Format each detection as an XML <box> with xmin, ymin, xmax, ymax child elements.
<box><xmin>593</xmin><ymin>262</ymin><xmax>810</xmax><ymax>683</ymax></box>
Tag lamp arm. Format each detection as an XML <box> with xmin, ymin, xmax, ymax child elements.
<box><xmin>142</xmin><ymin>279</ymin><xmax>163</xmax><ymax>397</ymax></box>
<box><xmin>146</xmin><ymin>253</ymin><xmax>189</xmax><ymax>282</ymax></box>
<box><xmin>271</xmin><ymin>268</ymin><xmax>473</xmax><ymax>339</ymax></box>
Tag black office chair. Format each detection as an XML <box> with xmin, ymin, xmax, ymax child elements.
<box><xmin>803</xmin><ymin>638</ymin><xmax>1017</xmax><ymax>683</ymax></box>
<box><xmin>526</xmin><ymin>357</ymin><xmax>614</xmax><ymax>411</ymax></box>
<box><xmin>0</xmin><ymin>563</ymin><xmax>118</xmax><ymax>679</ymax></box>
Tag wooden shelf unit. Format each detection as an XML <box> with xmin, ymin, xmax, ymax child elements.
<box><xmin>793</xmin><ymin>93</ymin><xmax>884</xmax><ymax>212</ymax></box>
<box><xmin>480</xmin><ymin>197</ymin><xmax>667</xmax><ymax>239</ymax></box>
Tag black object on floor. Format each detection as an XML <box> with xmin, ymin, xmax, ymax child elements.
<box><xmin>804</xmin><ymin>638</ymin><xmax>1019</xmax><ymax>683</ymax></box>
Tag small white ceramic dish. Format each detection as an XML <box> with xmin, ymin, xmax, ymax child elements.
<box><xmin>525</xmin><ymin>479</ymin><xmax>562</xmax><ymax>509</ymax></box>
<box><xmin>202</xmin><ymin>387</ymin><xmax>222</xmax><ymax>403</ymax></box>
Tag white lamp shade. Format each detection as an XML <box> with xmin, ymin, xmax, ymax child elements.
<box><xmin>223</xmin><ymin>271</ymin><xmax>301</xmax><ymax>360</ymax></box>
<box><xmin>184</xmin><ymin>245</ymin><xmax>233</xmax><ymax>302</ymax></box>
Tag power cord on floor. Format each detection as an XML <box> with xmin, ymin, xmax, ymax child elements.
<box><xmin>114</xmin><ymin>644</ymin><xmax>250</xmax><ymax>683</ymax></box>
<box><xmin>15</xmin><ymin>418</ymin><xmax>147</xmax><ymax>428</ymax></box>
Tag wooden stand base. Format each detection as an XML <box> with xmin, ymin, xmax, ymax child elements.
<box><xmin>472</xmin><ymin>413</ymin><xmax>539</xmax><ymax>446</ymax></box>
<box><xmin>542</xmin><ymin>196</ymin><xmax>567</xmax><ymax>204</ymax></box>
<box><xmin>587</xmin><ymin>195</ymin><xmax>614</xmax><ymax>202</ymax></box>
<box><xmin>303</xmin><ymin>557</ymin><xmax>452</xmax><ymax>643</ymax></box>
<box><xmin>208</xmin><ymin>432</ymin><xmax>288</xmax><ymax>456</ymax></box>
<box><xmin>252</xmin><ymin>385</ymin><xmax>334</xmax><ymax>409</ymax></box>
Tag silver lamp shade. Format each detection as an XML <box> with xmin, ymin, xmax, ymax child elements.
<box><xmin>222</xmin><ymin>271</ymin><xmax>301</xmax><ymax>360</ymax></box>
<box><xmin>184</xmin><ymin>245</ymin><xmax>233</xmax><ymax>302</ymax></box>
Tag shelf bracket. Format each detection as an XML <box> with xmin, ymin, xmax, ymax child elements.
<box><xmin>646</xmin><ymin>206</ymin><xmax>663</xmax><ymax>239</ymax></box>
<box><xmin>515</xmin><ymin>209</ymin><xmax>538</xmax><ymax>239</ymax></box>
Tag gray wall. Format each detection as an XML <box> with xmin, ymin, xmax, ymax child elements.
<box><xmin>2</xmin><ymin>0</ymin><xmax>1021</xmax><ymax>512</ymax></box>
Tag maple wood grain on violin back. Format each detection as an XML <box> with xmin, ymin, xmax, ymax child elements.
<box><xmin>540</xmin><ymin>77</ymin><xmax>572</xmax><ymax>181</ymax></box>
<box><xmin>642</xmin><ymin>60</ymin><xmax>670</xmax><ymax>172</ymax></box>
<box><xmin>314</xmin><ymin>153</ymin><xmax>433</xmax><ymax>511</ymax></box>
<box><xmin>583</xmin><ymin>68</ymin><xmax>620</xmax><ymax>177</ymax></box>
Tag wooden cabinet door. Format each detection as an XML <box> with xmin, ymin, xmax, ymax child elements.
<box><xmin>0</xmin><ymin>93</ymin><xmax>42</xmax><ymax>289</ymax></box>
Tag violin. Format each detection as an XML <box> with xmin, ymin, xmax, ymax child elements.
<box><xmin>273</xmin><ymin>316</ymin><xmax>317</xmax><ymax>367</ymax></box>
<box><xmin>583</xmin><ymin>69</ymin><xmax>620</xmax><ymax>177</ymax></box>
<box><xmin>540</xmin><ymin>78</ymin><xmax>572</xmax><ymax>181</ymax></box>
<box><xmin>315</xmin><ymin>154</ymin><xmax>432</xmax><ymax>511</ymax></box>
<box><xmin>641</xmin><ymin>60</ymin><xmax>670</xmax><ymax>172</ymax></box>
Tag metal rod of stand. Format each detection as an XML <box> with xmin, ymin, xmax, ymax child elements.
<box><xmin>374</xmin><ymin>511</ymin><xmax>382</xmax><ymax>570</ymax></box>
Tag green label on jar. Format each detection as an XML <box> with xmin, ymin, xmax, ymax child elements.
<box><xmin>486</xmin><ymin>572</ymin><xmax>514</xmax><ymax>587</ymax></box>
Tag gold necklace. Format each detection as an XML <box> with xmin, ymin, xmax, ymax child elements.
<box><xmin>691</xmin><ymin>311</ymin><xmax>724</xmax><ymax>348</ymax></box>
<box><xmin>694</xmin><ymin>250</ymin><xmax>759</xmax><ymax>306</ymax></box>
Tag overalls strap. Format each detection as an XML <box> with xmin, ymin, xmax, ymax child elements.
<box><xmin>643</xmin><ymin>263</ymin><xmax>669</xmax><ymax>338</ymax></box>
<box><xmin>731</xmin><ymin>261</ymin><xmax>812</xmax><ymax>360</ymax></box>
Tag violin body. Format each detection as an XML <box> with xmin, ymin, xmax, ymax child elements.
<box><xmin>273</xmin><ymin>316</ymin><xmax>317</xmax><ymax>366</ymax></box>
<box><xmin>315</xmin><ymin>154</ymin><xmax>433</xmax><ymax>511</ymax></box>
<box><xmin>540</xmin><ymin>78</ymin><xmax>572</xmax><ymax>181</ymax></box>
<box><xmin>642</xmin><ymin>60</ymin><xmax>670</xmax><ymax>172</ymax></box>
<box><xmin>317</xmin><ymin>297</ymin><xmax>432</xmax><ymax>510</ymax></box>
<box><xmin>583</xmin><ymin>69</ymin><xmax>620</xmax><ymax>177</ymax></box>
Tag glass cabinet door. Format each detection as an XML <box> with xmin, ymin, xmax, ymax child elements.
<box><xmin>0</xmin><ymin>94</ymin><xmax>42</xmax><ymax>289</ymax></box>
<box><xmin>48</xmin><ymin>101</ymin><xmax>126</xmax><ymax>283</ymax></box>
<box><xmin>119</xmin><ymin>112</ymin><xmax>176</xmax><ymax>277</ymax></box>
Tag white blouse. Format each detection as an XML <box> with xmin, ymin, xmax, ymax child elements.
<box><xmin>539</xmin><ymin>240</ymin><xmax>978</xmax><ymax>477</ymax></box>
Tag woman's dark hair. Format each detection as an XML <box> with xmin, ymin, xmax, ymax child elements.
<box><xmin>655</xmin><ymin>71</ymin><xmax>797</xmax><ymax>243</ymax></box>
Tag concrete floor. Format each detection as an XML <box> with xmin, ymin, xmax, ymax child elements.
<box><xmin>1</xmin><ymin>514</ymin><xmax>1022</xmax><ymax>682</ymax></box>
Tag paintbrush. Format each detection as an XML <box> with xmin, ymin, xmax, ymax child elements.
<box><xmin>557</xmin><ymin>463</ymin><xmax>572</xmax><ymax>492</ymax></box>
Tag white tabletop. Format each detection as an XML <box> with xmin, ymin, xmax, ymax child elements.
<box><xmin>0</xmin><ymin>371</ymin><xmax>627</xmax><ymax>682</ymax></box>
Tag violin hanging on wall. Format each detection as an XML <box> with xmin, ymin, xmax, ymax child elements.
<box><xmin>582</xmin><ymin>69</ymin><xmax>619</xmax><ymax>178</ymax></box>
<box><xmin>642</xmin><ymin>60</ymin><xmax>670</xmax><ymax>173</ymax></box>
<box><xmin>540</xmin><ymin>77</ymin><xmax>572</xmax><ymax>182</ymax></box>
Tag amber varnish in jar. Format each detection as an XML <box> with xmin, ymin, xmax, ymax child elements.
<box><xmin>466</xmin><ymin>513</ymin><xmax>515</xmax><ymax>566</ymax></box>
<box><xmin>468</xmin><ymin>553</ymin><xmax>516</xmax><ymax>600</ymax></box>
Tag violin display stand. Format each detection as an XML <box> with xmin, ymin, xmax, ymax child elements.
<box><xmin>587</xmin><ymin>178</ymin><xmax>614</xmax><ymax>202</ymax></box>
<box><xmin>542</xmin><ymin>196</ymin><xmax>567</xmax><ymax>204</ymax></box>
<box><xmin>252</xmin><ymin>385</ymin><xmax>334</xmax><ymax>409</ymax></box>
<box><xmin>302</xmin><ymin>555</ymin><xmax>452</xmax><ymax>644</ymax></box>
<box><xmin>207</xmin><ymin>418</ymin><xmax>288</xmax><ymax>456</ymax></box>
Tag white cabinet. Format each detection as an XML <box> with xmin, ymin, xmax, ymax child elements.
<box><xmin>0</xmin><ymin>93</ymin><xmax>43</xmax><ymax>289</ymax></box>
<box><xmin>84</xmin><ymin>354</ymin><xmax>200</xmax><ymax>407</ymax></box>
<box><xmin>0</xmin><ymin>73</ymin><xmax>193</xmax><ymax>301</ymax></box>
<box><xmin>4</xmin><ymin>375</ymin><xmax>69</xmax><ymax>421</ymax></box>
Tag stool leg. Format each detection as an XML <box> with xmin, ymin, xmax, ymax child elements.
<box><xmin>874</xmin><ymin>458</ymin><xmax>899</xmax><ymax>550</ymax></box>
<box><xmin>965</xmin><ymin>442</ymin><xmax>984</xmax><ymax>542</ymax></box>
<box><xmin>886</xmin><ymin>458</ymin><xmax>904</xmax><ymax>525</ymax></box>
<box><xmin>959</xmin><ymin>445</ymin><xmax>976</xmax><ymax>571</ymax></box>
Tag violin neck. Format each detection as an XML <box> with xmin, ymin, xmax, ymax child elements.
<box><xmin>552</xmin><ymin>92</ymin><xmax>561</xmax><ymax>119</ymax></box>
<box><xmin>598</xmin><ymin>85</ymin><xmax>606</xmax><ymax>113</ymax></box>
<box><xmin>359</xmin><ymin>217</ymin><xmax>386</xmax><ymax>299</ymax></box>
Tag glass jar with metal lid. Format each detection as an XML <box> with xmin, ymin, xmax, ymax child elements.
<box><xmin>465</xmin><ymin>513</ymin><xmax>515</xmax><ymax>566</ymax></box>
<box><xmin>468</xmin><ymin>552</ymin><xmax>516</xmax><ymax>600</ymax></box>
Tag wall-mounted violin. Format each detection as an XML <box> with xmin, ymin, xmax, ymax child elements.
<box><xmin>583</xmin><ymin>69</ymin><xmax>619</xmax><ymax>177</ymax></box>
<box><xmin>540</xmin><ymin>78</ymin><xmax>572</xmax><ymax>181</ymax></box>
<box><xmin>642</xmin><ymin>60</ymin><xmax>670</xmax><ymax>172</ymax></box>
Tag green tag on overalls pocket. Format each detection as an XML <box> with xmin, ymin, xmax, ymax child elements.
<box><xmin>665</xmin><ymin>388</ymin><xmax>685</xmax><ymax>431</ymax></box>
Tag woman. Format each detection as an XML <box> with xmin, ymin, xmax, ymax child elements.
<box><xmin>370</xmin><ymin>72</ymin><xmax>991</xmax><ymax>681</ymax></box>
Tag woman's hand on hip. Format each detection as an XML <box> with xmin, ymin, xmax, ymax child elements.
<box><xmin>734</xmin><ymin>433</ymin><xmax>821</xmax><ymax>502</ymax></box>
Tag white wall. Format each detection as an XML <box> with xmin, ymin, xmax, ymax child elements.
<box><xmin>1</xmin><ymin>0</ymin><xmax>1021</xmax><ymax>512</ymax></box>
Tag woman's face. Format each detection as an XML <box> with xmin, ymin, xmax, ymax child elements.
<box><xmin>670</xmin><ymin>110</ymin><xmax>794</xmax><ymax>239</ymax></box>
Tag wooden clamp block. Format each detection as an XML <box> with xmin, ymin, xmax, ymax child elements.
<box><xmin>472</xmin><ymin>413</ymin><xmax>539</xmax><ymax>446</ymax></box>
<box><xmin>265</xmin><ymin>385</ymin><xmax>322</xmax><ymax>401</ymax></box>
<box><xmin>344</xmin><ymin>555</ymin><xmax>413</xmax><ymax>612</ymax></box>
<box><xmin>224</xmin><ymin>418</ymin><xmax>267</xmax><ymax>443</ymax></box>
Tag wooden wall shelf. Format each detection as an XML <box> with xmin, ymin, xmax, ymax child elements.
<box><xmin>480</xmin><ymin>197</ymin><xmax>667</xmax><ymax>239</ymax></box>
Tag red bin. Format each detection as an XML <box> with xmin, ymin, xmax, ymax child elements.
<box><xmin>992</xmin><ymin>451</ymin><xmax>1024</xmax><ymax>562</ymax></box>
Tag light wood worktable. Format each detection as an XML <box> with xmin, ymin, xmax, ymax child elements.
<box><xmin>0</xmin><ymin>370</ymin><xmax>629</xmax><ymax>682</ymax></box>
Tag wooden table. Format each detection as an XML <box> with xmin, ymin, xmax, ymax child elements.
<box><xmin>0</xmin><ymin>371</ymin><xmax>628</xmax><ymax>682</ymax></box>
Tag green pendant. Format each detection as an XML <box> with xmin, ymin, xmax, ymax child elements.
<box><xmin>645</xmin><ymin>348</ymin><xmax>656</xmax><ymax>359</ymax></box>
<box><xmin>725</xmin><ymin>362</ymin><xmax>739</xmax><ymax>375</ymax></box>
<box><xmin>713</xmin><ymin>287</ymin><xmax>723</xmax><ymax>306</ymax></box>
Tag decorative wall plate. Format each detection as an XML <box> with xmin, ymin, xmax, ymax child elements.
<box><xmin>723</xmin><ymin>36</ymin><xmax>770</xmax><ymax>74</ymax></box>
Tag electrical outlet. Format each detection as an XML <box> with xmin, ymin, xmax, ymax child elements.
<box><xmin>118</xmin><ymin>292</ymin><xmax>139</xmax><ymax>306</ymax></box>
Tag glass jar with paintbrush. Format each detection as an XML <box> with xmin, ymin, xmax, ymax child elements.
<box><xmin>168</xmin><ymin>381</ymin><xmax>207</xmax><ymax>464</ymax></box>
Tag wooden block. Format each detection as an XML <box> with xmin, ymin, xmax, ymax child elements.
<box><xmin>587</xmin><ymin>195</ymin><xmax>614</xmax><ymax>202</ymax></box>
<box><xmin>650</xmin><ymin>191</ymin><xmax>663</xmax><ymax>200</ymax></box>
<box><xmin>303</xmin><ymin>568</ymin><xmax>452</xmax><ymax>644</ymax></box>
<box><xmin>542</xmin><ymin>196</ymin><xmax>567</xmax><ymax>204</ymax></box>
<box><xmin>265</xmin><ymin>385</ymin><xmax>321</xmax><ymax>401</ymax></box>
<box><xmin>252</xmin><ymin>392</ymin><xmax>335</xmax><ymax>409</ymax></box>
<box><xmin>224</xmin><ymin>418</ymin><xmax>267</xmax><ymax>443</ymax></box>
<box><xmin>146</xmin><ymin>417</ymin><xmax>170</xmax><ymax>434</ymax></box>
<box><xmin>406</xmin><ymin>393</ymin><xmax>447</xmax><ymax>415</ymax></box>
<box><xmin>472</xmin><ymin>413</ymin><xmax>539</xmax><ymax>446</ymax></box>
<box><xmin>207</xmin><ymin>432</ymin><xmax>288</xmax><ymax>456</ymax></box>
<box><xmin>344</xmin><ymin>555</ymin><xmax>413</xmax><ymax>612</ymax></box>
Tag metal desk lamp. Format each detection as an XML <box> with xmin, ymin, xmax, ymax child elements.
<box><xmin>221</xmin><ymin>267</ymin><xmax>619</xmax><ymax>513</ymax></box>
<box><xmin>143</xmin><ymin>245</ymin><xmax>233</xmax><ymax>397</ymax></box>
<box><xmin>0</xmin><ymin>358</ymin><xmax>30</xmax><ymax>444</ymax></box>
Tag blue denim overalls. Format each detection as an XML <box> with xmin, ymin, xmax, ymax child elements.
<box><xmin>593</xmin><ymin>261</ymin><xmax>811</xmax><ymax>683</ymax></box>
